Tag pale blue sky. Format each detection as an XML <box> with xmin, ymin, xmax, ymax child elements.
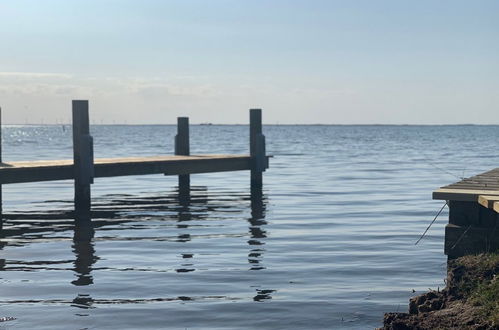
<box><xmin>0</xmin><ymin>0</ymin><xmax>498</xmax><ymax>124</ymax></box>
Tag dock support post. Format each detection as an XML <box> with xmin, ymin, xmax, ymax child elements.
<box><xmin>250</xmin><ymin>109</ymin><xmax>267</xmax><ymax>193</ymax></box>
<box><xmin>175</xmin><ymin>117</ymin><xmax>190</xmax><ymax>197</ymax></box>
<box><xmin>0</xmin><ymin>106</ymin><xmax>2</xmax><ymax>230</ymax></box>
<box><xmin>445</xmin><ymin>200</ymin><xmax>499</xmax><ymax>259</ymax></box>
<box><xmin>72</xmin><ymin>100</ymin><xmax>94</xmax><ymax>220</ymax></box>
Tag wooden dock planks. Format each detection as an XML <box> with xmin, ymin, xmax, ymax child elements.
<box><xmin>0</xmin><ymin>154</ymin><xmax>260</xmax><ymax>184</ymax></box>
<box><xmin>433</xmin><ymin>167</ymin><xmax>499</xmax><ymax>202</ymax></box>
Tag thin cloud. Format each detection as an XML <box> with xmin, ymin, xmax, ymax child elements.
<box><xmin>0</xmin><ymin>72</ymin><xmax>72</xmax><ymax>79</ymax></box>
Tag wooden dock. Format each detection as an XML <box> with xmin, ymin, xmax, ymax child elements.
<box><xmin>0</xmin><ymin>100</ymin><xmax>270</xmax><ymax>229</ymax></box>
<box><xmin>433</xmin><ymin>167</ymin><xmax>499</xmax><ymax>202</ymax></box>
<box><xmin>0</xmin><ymin>155</ymin><xmax>258</xmax><ymax>184</ymax></box>
<box><xmin>433</xmin><ymin>168</ymin><xmax>499</xmax><ymax>258</ymax></box>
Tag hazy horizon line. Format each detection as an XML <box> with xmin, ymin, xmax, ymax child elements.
<box><xmin>3</xmin><ymin>123</ymin><xmax>497</xmax><ymax>127</ymax></box>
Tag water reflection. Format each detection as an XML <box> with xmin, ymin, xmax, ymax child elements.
<box><xmin>72</xmin><ymin>293</ymin><xmax>94</xmax><ymax>309</ymax></box>
<box><xmin>254</xmin><ymin>289</ymin><xmax>276</xmax><ymax>302</ymax></box>
<box><xmin>248</xmin><ymin>187</ymin><xmax>267</xmax><ymax>271</ymax></box>
<box><xmin>72</xmin><ymin>222</ymin><xmax>97</xmax><ymax>286</ymax></box>
<box><xmin>0</xmin><ymin>240</ymin><xmax>6</xmax><ymax>271</ymax></box>
<box><xmin>0</xmin><ymin>186</ymin><xmax>272</xmax><ymax>306</ymax></box>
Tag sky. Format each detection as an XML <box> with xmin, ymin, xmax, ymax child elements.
<box><xmin>0</xmin><ymin>0</ymin><xmax>498</xmax><ymax>124</ymax></box>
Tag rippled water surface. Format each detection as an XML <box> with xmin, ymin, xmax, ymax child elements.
<box><xmin>1</xmin><ymin>124</ymin><xmax>499</xmax><ymax>329</ymax></box>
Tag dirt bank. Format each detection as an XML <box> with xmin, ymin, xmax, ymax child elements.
<box><xmin>380</xmin><ymin>253</ymin><xmax>499</xmax><ymax>330</ymax></box>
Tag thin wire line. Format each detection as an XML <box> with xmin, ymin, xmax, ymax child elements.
<box><xmin>450</xmin><ymin>225</ymin><xmax>472</xmax><ymax>251</ymax></box>
<box><xmin>415</xmin><ymin>201</ymin><xmax>447</xmax><ymax>245</ymax></box>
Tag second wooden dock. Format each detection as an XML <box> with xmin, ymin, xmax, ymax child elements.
<box><xmin>0</xmin><ymin>100</ymin><xmax>270</xmax><ymax>229</ymax></box>
<box><xmin>433</xmin><ymin>168</ymin><xmax>499</xmax><ymax>258</ymax></box>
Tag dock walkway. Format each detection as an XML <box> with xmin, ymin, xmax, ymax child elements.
<box><xmin>0</xmin><ymin>155</ymin><xmax>256</xmax><ymax>184</ymax></box>
<box><xmin>433</xmin><ymin>167</ymin><xmax>499</xmax><ymax>203</ymax></box>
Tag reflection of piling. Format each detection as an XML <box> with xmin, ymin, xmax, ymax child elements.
<box><xmin>175</xmin><ymin>117</ymin><xmax>190</xmax><ymax>198</ymax></box>
<box><xmin>72</xmin><ymin>220</ymin><xmax>96</xmax><ymax>286</ymax></box>
<box><xmin>248</xmin><ymin>188</ymin><xmax>267</xmax><ymax>270</ymax></box>
<box><xmin>72</xmin><ymin>101</ymin><xmax>94</xmax><ymax>219</ymax></box>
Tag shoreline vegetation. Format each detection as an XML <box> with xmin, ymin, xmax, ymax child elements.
<box><xmin>380</xmin><ymin>252</ymin><xmax>499</xmax><ymax>330</ymax></box>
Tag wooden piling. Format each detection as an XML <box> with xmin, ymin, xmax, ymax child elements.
<box><xmin>0</xmin><ymin>106</ymin><xmax>2</xmax><ymax>230</ymax></box>
<box><xmin>72</xmin><ymin>100</ymin><xmax>94</xmax><ymax>218</ymax></box>
<box><xmin>444</xmin><ymin>200</ymin><xmax>499</xmax><ymax>259</ymax></box>
<box><xmin>175</xmin><ymin>117</ymin><xmax>190</xmax><ymax>196</ymax></box>
<box><xmin>250</xmin><ymin>109</ymin><xmax>267</xmax><ymax>191</ymax></box>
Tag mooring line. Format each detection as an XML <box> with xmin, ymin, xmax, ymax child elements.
<box><xmin>413</xmin><ymin>129</ymin><xmax>467</xmax><ymax>181</ymax></box>
<box><xmin>426</xmin><ymin>161</ymin><xmax>465</xmax><ymax>180</ymax></box>
<box><xmin>415</xmin><ymin>201</ymin><xmax>448</xmax><ymax>245</ymax></box>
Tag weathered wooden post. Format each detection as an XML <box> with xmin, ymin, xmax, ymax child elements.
<box><xmin>250</xmin><ymin>109</ymin><xmax>267</xmax><ymax>191</ymax></box>
<box><xmin>72</xmin><ymin>100</ymin><xmax>94</xmax><ymax>219</ymax></box>
<box><xmin>0</xmin><ymin>106</ymin><xmax>2</xmax><ymax>230</ymax></box>
<box><xmin>175</xmin><ymin>117</ymin><xmax>190</xmax><ymax>197</ymax></box>
<box><xmin>445</xmin><ymin>200</ymin><xmax>499</xmax><ymax>259</ymax></box>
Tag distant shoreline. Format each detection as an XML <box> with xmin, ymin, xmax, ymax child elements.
<box><xmin>2</xmin><ymin>123</ymin><xmax>496</xmax><ymax>127</ymax></box>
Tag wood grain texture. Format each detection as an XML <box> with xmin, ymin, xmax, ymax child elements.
<box><xmin>494</xmin><ymin>202</ymin><xmax>499</xmax><ymax>213</ymax></box>
<box><xmin>477</xmin><ymin>195</ymin><xmax>499</xmax><ymax>209</ymax></box>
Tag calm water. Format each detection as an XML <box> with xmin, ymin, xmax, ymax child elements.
<box><xmin>1</xmin><ymin>124</ymin><xmax>499</xmax><ymax>329</ymax></box>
